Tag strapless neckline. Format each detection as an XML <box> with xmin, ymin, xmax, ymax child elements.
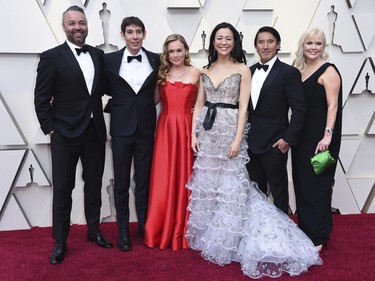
<box><xmin>165</xmin><ymin>80</ymin><xmax>198</xmax><ymax>89</ymax></box>
<box><xmin>202</xmin><ymin>73</ymin><xmax>241</xmax><ymax>91</ymax></box>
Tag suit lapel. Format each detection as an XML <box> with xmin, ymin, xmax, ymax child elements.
<box><xmin>143</xmin><ymin>47</ymin><xmax>158</xmax><ymax>70</ymax></box>
<box><xmin>256</xmin><ymin>58</ymin><xmax>282</xmax><ymax>107</ymax></box>
<box><xmin>114</xmin><ymin>48</ymin><xmax>125</xmax><ymax>75</ymax></box>
<box><xmin>248</xmin><ymin>66</ymin><xmax>256</xmax><ymax>112</ymax></box>
<box><xmin>109</xmin><ymin>47</ymin><xmax>158</xmax><ymax>94</ymax></box>
<box><xmin>108</xmin><ymin>48</ymin><xmax>135</xmax><ymax>93</ymax></box>
<box><xmin>138</xmin><ymin>72</ymin><xmax>156</xmax><ymax>93</ymax></box>
<box><xmin>60</xmin><ymin>42</ymin><xmax>88</xmax><ymax>92</ymax></box>
<box><xmin>138</xmin><ymin>47</ymin><xmax>158</xmax><ymax>93</ymax></box>
<box><xmin>89</xmin><ymin>46</ymin><xmax>100</xmax><ymax>95</ymax></box>
<box><xmin>126</xmin><ymin>47</ymin><xmax>158</xmax><ymax>94</ymax></box>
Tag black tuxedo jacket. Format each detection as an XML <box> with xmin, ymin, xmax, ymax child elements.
<box><xmin>104</xmin><ymin>47</ymin><xmax>160</xmax><ymax>137</ymax></box>
<box><xmin>34</xmin><ymin>42</ymin><xmax>107</xmax><ymax>143</ymax></box>
<box><xmin>248</xmin><ymin>58</ymin><xmax>306</xmax><ymax>154</ymax></box>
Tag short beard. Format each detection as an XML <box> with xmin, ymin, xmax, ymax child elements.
<box><xmin>67</xmin><ymin>33</ymin><xmax>87</xmax><ymax>46</ymax></box>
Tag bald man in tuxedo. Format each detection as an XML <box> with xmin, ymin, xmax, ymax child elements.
<box><xmin>34</xmin><ymin>5</ymin><xmax>113</xmax><ymax>265</ymax></box>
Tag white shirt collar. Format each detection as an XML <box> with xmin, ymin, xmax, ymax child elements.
<box><xmin>66</xmin><ymin>40</ymin><xmax>86</xmax><ymax>55</ymax></box>
<box><xmin>120</xmin><ymin>48</ymin><xmax>153</xmax><ymax>93</ymax></box>
<box><xmin>260</xmin><ymin>55</ymin><xmax>277</xmax><ymax>70</ymax></box>
<box><xmin>124</xmin><ymin>48</ymin><xmax>145</xmax><ymax>62</ymax></box>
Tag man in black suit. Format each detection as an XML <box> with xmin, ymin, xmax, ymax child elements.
<box><xmin>34</xmin><ymin>5</ymin><xmax>113</xmax><ymax>265</ymax></box>
<box><xmin>104</xmin><ymin>17</ymin><xmax>160</xmax><ymax>251</ymax></box>
<box><xmin>247</xmin><ymin>26</ymin><xmax>306</xmax><ymax>214</ymax></box>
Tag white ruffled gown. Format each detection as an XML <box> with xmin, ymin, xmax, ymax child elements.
<box><xmin>186</xmin><ymin>73</ymin><xmax>322</xmax><ymax>279</ymax></box>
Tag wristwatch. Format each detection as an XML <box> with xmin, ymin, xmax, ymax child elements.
<box><xmin>325</xmin><ymin>127</ymin><xmax>334</xmax><ymax>134</ymax></box>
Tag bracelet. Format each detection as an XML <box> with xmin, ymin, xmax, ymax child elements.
<box><xmin>325</xmin><ymin>127</ymin><xmax>334</xmax><ymax>134</ymax></box>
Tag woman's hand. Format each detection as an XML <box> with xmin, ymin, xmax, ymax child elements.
<box><xmin>315</xmin><ymin>134</ymin><xmax>332</xmax><ymax>154</ymax></box>
<box><xmin>191</xmin><ymin>134</ymin><xmax>199</xmax><ymax>154</ymax></box>
<box><xmin>228</xmin><ymin>139</ymin><xmax>241</xmax><ymax>158</ymax></box>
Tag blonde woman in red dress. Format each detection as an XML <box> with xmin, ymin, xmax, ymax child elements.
<box><xmin>145</xmin><ymin>34</ymin><xmax>200</xmax><ymax>250</ymax></box>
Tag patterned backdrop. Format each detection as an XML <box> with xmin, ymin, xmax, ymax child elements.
<box><xmin>0</xmin><ymin>0</ymin><xmax>374</xmax><ymax>231</ymax></box>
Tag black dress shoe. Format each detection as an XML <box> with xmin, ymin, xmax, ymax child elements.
<box><xmin>87</xmin><ymin>232</ymin><xmax>113</xmax><ymax>248</ymax></box>
<box><xmin>50</xmin><ymin>241</ymin><xmax>67</xmax><ymax>265</ymax></box>
<box><xmin>117</xmin><ymin>229</ymin><xmax>131</xmax><ymax>251</ymax></box>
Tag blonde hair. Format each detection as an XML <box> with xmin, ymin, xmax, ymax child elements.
<box><xmin>157</xmin><ymin>34</ymin><xmax>191</xmax><ymax>84</ymax></box>
<box><xmin>294</xmin><ymin>28</ymin><xmax>329</xmax><ymax>72</ymax></box>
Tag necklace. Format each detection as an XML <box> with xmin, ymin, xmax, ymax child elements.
<box><xmin>170</xmin><ymin>69</ymin><xmax>185</xmax><ymax>78</ymax></box>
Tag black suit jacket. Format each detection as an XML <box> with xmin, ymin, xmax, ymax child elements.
<box><xmin>104</xmin><ymin>47</ymin><xmax>160</xmax><ymax>137</ymax></box>
<box><xmin>34</xmin><ymin>42</ymin><xmax>107</xmax><ymax>143</ymax></box>
<box><xmin>248</xmin><ymin>58</ymin><xmax>306</xmax><ymax>154</ymax></box>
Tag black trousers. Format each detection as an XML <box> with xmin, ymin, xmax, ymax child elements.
<box><xmin>247</xmin><ymin>147</ymin><xmax>289</xmax><ymax>214</ymax></box>
<box><xmin>111</xmin><ymin>129</ymin><xmax>154</xmax><ymax>230</ymax></box>
<box><xmin>51</xmin><ymin>120</ymin><xmax>105</xmax><ymax>241</ymax></box>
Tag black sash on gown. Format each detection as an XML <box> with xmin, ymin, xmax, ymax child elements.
<box><xmin>203</xmin><ymin>101</ymin><xmax>238</xmax><ymax>130</ymax></box>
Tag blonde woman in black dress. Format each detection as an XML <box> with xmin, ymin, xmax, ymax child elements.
<box><xmin>292</xmin><ymin>28</ymin><xmax>342</xmax><ymax>252</ymax></box>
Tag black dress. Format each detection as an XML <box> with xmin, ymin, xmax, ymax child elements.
<box><xmin>292</xmin><ymin>63</ymin><xmax>342</xmax><ymax>246</ymax></box>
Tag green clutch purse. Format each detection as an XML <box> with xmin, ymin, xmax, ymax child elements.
<box><xmin>310</xmin><ymin>150</ymin><xmax>336</xmax><ymax>175</ymax></box>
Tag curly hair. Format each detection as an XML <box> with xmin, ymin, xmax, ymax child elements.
<box><xmin>205</xmin><ymin>22</ymin><xmax>246</xmax><ymax>69</ymax></box>
<box><xmin>294</xmin><ymin>28</ymin><xmax>329</xmax><ymax>72</ymax></box>
<box><xmin>157</xmin><ymin>34</ymin><xmax>192</xmax><ymax>84</ymax></box>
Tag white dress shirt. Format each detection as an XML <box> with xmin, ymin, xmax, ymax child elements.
<box><xmin>66</xmin><ymin>40</ymin><xmax>95</xmax><ymax>95</ymax></box>
<box><xmin>251</xmin><ymin>56</ymin><xmax>277</xmax><ymax>109</ymax></box>
<box><xmin>119</xmin><ymin>49</ymin><xmax>153</xmax><ymax>94</ymax></box>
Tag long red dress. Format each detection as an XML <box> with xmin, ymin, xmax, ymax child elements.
<box><xmin>145</xmin><ymin>81</ymin><xmax>197</xmax><ymax>250</ymax></box>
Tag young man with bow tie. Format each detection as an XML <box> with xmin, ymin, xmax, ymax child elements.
<box><xmin>247</xmin><ymin>26</ymin><xmax>306</xmax><ymax>214</ymax></box>
<box><xmin>34</xmin><ymin>5</ymin><xmax>113</xmax><ymax>265</ymax></box>
<box><xmin>104</xmin><ymin>16</ymin><xmax>160</xmax><ymax>251</ymax></box>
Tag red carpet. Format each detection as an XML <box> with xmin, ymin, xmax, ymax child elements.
<box><xmin>0</xmin><ymin>214</ymin><xmax>374</xmax><ymax>281</ymax></box>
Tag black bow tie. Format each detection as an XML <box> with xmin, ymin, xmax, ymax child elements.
<box><xmin>256</xmin><ymin>63</ymin><xmax>269</xmax><ymax>71</ymax></box>
<box><xmin>75</xmin><ymin>45</ymin><xmax>89</xmax><ymax>55</ymax></box>
<box><xmin>127</xmin><ymin>55</ymin><xmax>142</xmax><ymax>63</ymax></box>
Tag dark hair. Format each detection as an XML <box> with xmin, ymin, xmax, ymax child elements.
<box><xmin>253</xmin><ymin>26</ymin><xmax>281</xmax><ymax>47</ymax></box>
<box><xmin>121</xmin><ymin>16</ymin><xmax>145</xmax><ymax>34</ymax></box>
<box><xmin>206</xmin><ymin>22</ymin><xmax>246</xmax><ymax>69</ymax></box>
<box><xmin>65</xmin><ymin>5</ymin><xmax>84</xmax><ymax>14</ymax></box>
<box><xmin>62</xmin><ymin>5</ymin><xmax>85</xmax><ymax>22</ymax></box>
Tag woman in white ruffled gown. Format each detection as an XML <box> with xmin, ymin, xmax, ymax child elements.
<box><xmin>186</xmin><ymin>22</ymin><xmax>322</xmax><ymax>279</ymax></box>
